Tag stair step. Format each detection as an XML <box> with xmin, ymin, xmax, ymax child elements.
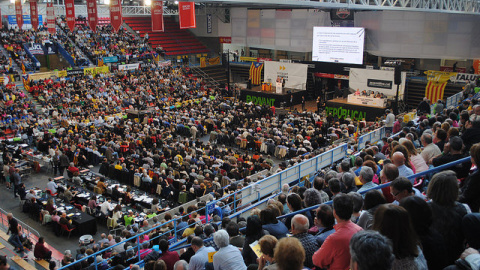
<box><xmin>12</xmin><ymin>256</ymin><xmax>37</xmax><ymax>270</ymax></box>
<box><xmin>35</xmin><ymin>259</ymin><xmax>50</xmax><ymax>269</ymax></box>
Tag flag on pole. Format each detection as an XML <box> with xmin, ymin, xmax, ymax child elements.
<box><xmin>21</xmin><ymin>63</ymin><xmax>25</xmax><ymax>74</ymax></box>
<box><xmin>22</xmin><ymin>74</ymin><xmax>30</xmax><ymax>91</ymax></box>
<box><xmin>249</xmin><ymin>62</ymin><xmax>263</xmax><ymax>85</ymax></box>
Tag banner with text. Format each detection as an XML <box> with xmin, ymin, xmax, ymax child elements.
<box><xmin>179</xmin><ymin>2</ymin><xmax>196</xmax><ymax>29</ymax></box>
<box><xmin>46</xmin><ymin>3</ymin><xmax>55</xmax><ymax>34</ymax></box>
<box><xmin>87</xmin><ymin>0</ymin><xmax>98</xmax><ymax>32</ymax></box>
<box><xmin>264</xmin><ymin>61</ymin><xmax>308</xmax><ymax>90</ymax></box>
<box><xmin>118</xmin><ymin>63</ymin><xmax>139</xmax><ymax>71</ymax></box>
<box><xmin>450</xmin><ymin>73</ymin><xmax>479</xmax><ymax>83</ymax></box>
<box><xmin>30</xmin><ymin>0</ymin><xmax>39</xmax><ymax>30</ymax></box>
<box><xmin>84</xmin><ymin>66</ymin><xmax>109</xmax><ymax>76</ymax></box>
<box><xmin>110</xmin><ymin>0</ymin><xmax>122</xmax><ymax>32</ymax></box>
<box><xmin>151</xmin><ymin>0</ymin><xmax>164</xmax><ymax>32</ymax></box>
<box><xmin>65</xmin><ymin>0</ymin><xmax>75</xmax><ymax>32</ymax></box>
<box><xmin>349</xmin><ymin>68</ymin><xmax>406</xmax><ymax>97</ymax></box>
<box><xmin>15</xmin><ymin>0</ymin><xmax>23</xmax><ymax>30</ymax></box>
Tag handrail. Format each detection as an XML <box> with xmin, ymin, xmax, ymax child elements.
<box><xmin>59</xmin><ymin>127</ymin><xmax>385</xmax><ymax>269</ymax></box>
<box><xmin>277</xmin><ymin>156</ymin><xmax>472</xmax><ymax>220</ymax></box>
<box><xmin>0</xmin><ymin>206</ymin><xmax>41</xmax><ymax>239</ymax></box>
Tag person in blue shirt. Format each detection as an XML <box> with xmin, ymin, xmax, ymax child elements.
<box><xmin>189</xmin><ymin>237</ymin><xmax>215</xmax><ymax>270</ymax></box>
<box><xmin>260</xmin><ymin>207</ymin><xmax>289</xmax><ymax>239</ymax></box>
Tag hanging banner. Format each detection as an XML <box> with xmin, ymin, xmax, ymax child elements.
<box><xmin>30</xmin><ymin>0</ymin><xmax>38</xmax><ymax>30</ymax></box>
<box><xmin>65</xmin><ymin>0</ymin><xmax>76</xmax><ymax>32</ymax></box>
<box><xmin>118</xmin><ymin>63</ymin><xmax>140</xmax><ymax>71</ymax></box>
<box><xmin>424</xmin><ymin>70</ymin><xmax>457</xmax><ymax>103</ymax></box>
<box><xmin>15</xmin><ymin>0</ymin><xmax>23</xmax><ymax>30</ymax></box>
<box><xmin>450</xmin><ymin>73</ymin><xmax>479</xmax><ymax>84</ymax></box>
<box><xmin>473</xmin><ymin>59</ymin><xmax>480</xmax><ymax>75</ymax></box>
<box><xmin>87</xmin><ymin>0</ymin><xmax>98</xmax><ymax>32</ymax></box>
<box><xmin>46</xmin><ymin>3</ymin><xmax>55</xmax><ymax>34</ymax></box>
<box><xmin>179</xmin><ymin>2</ymin><xmax>196</xmax><ymax>29</ymax></box>
<box><xmin>206</xmin><ymin>14</ymin><xmax>212</xmax><ymax>33</ymax></box>
<box><xmin>110</xmin><ymin>0</ymin><xmax>122</xmax><ymax>32</ymax></box>
<box><xmin>151</xmin><ymin>0</ymin><xmax>164</xmax><ymax>32</ymax></box>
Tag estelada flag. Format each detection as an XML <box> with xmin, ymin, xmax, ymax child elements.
<box><xmin>179</xmin><ymin>2</ymin><xmax>196</xmax><ymax>29</ymax></box>
<box><xmin>424</xmin><ymin>70</ymin><xmax>456</xmax><ymax>104</ymax></box>
<box><xmin>21</xmin><ymin>63</ymin><xmax>25</xmax><ymax>74</ymax></box>
<box><xmin>249</xmin><ymin>62</ymin><xmax>263</xmax><ymax>85</ymax></box>
<box><xmin>65</xmin><ymin>0</ymin><xmax>76</xmax><ymax>32</ymax></box>
<box><xmin>151</xmin><ymin>0</ymin><xmax>164</xmax><ymax>32</ymax></box>
<box><xmin>15</xmin><ymin>0</ymin><xmax>23</xmax><ymax>30</ymax></box>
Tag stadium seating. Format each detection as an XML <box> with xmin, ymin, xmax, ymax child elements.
<box><xmin>124</xmin><ymin>16</ymin><xmax>210</xmax><ymax>56</ymax></box>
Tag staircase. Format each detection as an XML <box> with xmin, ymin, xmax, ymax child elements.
<box><xmin>123</xmin><ymin>16</ymin><xmax>210</xmax><ymax>56</ymax></box>
<box><xmin>56</xmin><ymin>26</ymin><xmax>94</xmax><ymax>67</ymax></box>
<box><xmin>405</xmin><ymin>79</ymin><xmax>464</xmax><ymax>108</ymax></box>
<box><xmin>0</xmin><ymin>46</ymin><xmax>21</xmax><ymax>74</ymax></box>
<box><xmin>191</xmin><ymin>65</ymin><xmax>227</xmax><ymax>87</ymax></box>
<box><xmin>230</xmin><ymin>63</ymin><xmax>255</xmax><ymax>85</ymax></box>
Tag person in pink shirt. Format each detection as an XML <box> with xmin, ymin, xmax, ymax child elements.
<box><xmin>312</xmin><ymin>194</ymin><xmax>363</xmax><ymax>270</ymax></box>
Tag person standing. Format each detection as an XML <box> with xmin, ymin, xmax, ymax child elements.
<box><xmin>302</xmin><ymin>96</ymin><xmax>306</xmax><ymax>112</ymax></box>
<box><xmin>59</xmin><ymin>152</ymin><xmax>69</xmax><ymax>177</ymax></box>
<box><xmin>316</xmin><ymin>96</ymin><xmax>321</xmax><ymax>113</ymax></box>
<box><xmin>384</xmin><ymin>109</ymin><xmax>395</xmax><ymax>135</ymax></box>
<box><xmin>7</xmin><ymin>213</ymin><xmax>23</xmax><ymax>253</ymax></box>
<box><xmin>12</xmin><ymin>169</ymin><xmax>21</xmax><ymax>198</ymax></box>
<box><xmin>52</xmin><ymin>151</ymin><xmax>60</xmax><ymax>176</ymax></box>
<box><xmin>290</xmin><ymin>94</ymin><xmax>294</xmax><ymax>110</ymax></box>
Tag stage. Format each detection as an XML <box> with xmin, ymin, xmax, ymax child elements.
<box><xmin>240</xmin><ymin>86</ymin><xmax>307</xmax><ymax>107</ymax></box>
<box><xmin>325</xmin><ymin>98</ymin><xmax>388</xmax><ymax>121</ymax></box>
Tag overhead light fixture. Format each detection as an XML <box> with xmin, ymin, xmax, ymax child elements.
<box><xmin>174</xmin><ymin>1</ymin><xmax>178</xmax><ymax>4</ymax></box>
<box><xmin>145</xmin><ymin>0</ymin><xmax>151</xmax><ymax>5</ymax></box>
<box><xmin>104</xmin><ymin>0</ymin><xmax>110</xmax><ymax>5</ymax></box>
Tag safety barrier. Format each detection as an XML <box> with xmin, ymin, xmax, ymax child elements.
<box><xmin>446</xmin><ymin>91</ymin><xmax>464</xmax><ymax>109</ymax></box>
<box><xmin>0</xmin><ymin>206</ymin><xmax>40</xmax><ymax>240</ymax></box>
<box><xmin>358</xmin><ymin>127</ymin><xmax>386</xmax><ymax>150</ymax></box>
<box><xmin>59</xmin><ymin>126</ymin><xmax>388</xmax><ymax>270</ymax></box>
<box><xmin>56</xmin><ymin>42</ymin><xmax>76</xmax><ymax>67</ymax></box>
<box><xmin>277</xmin><ymin>156</ymin><xmax>472</xmax><ymax>220</ymax></box>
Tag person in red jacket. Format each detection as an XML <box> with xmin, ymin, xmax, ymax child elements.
<box><xmin>34</xmin><ymin>237</ymin><xmax>52</xmax><ymax>261</ymax></box>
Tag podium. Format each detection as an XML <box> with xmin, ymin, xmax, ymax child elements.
<box><xmin>276</xmin><ymin>82</ymin><xmax>283</xmax><ymax>94</ymax></box>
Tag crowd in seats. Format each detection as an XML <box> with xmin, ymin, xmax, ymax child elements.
<box><xmin>57</xmin><ymin>18</ymin><xmax>153</xmax><ymax>65</ymax></box>
<box><xmin>0</xmin><ymin>28</ymin><xmax>41</xmax><ymax>71</ymax></box>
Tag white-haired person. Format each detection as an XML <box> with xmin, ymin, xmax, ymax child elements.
<box><xmin>212</xmin><ymin>230</ymin><xmax>246</xmax><ymax>270</ymax></box>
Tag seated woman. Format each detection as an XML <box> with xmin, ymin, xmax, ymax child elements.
<box><xmin>257</xmin><ymin>235</ymin><xmax>278</xmax><ymax>270</ymax></box>
<box><xmin>260</xmin><ymin>207</ymin><xmax>289</xmax><ymax>240</ymax></box>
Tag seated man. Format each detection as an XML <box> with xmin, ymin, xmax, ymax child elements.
<box><xmin>34</xmin><ymin>237</ymin><xmax>52</xmax><ymax>261</ymax></box>
<box><xmin>58</xmin><ymin>212</ymin><xmax>74</xmax><ymax>229</ymax></box>
<box><xmin>67</xmin><ymin>162</ymin><xmax>79</xmax><ymax>176</ymax></box>
<box><xmin>432</xmin><ymin>136</ymin><xmax>472</xmax><ymax>179</ymax></box>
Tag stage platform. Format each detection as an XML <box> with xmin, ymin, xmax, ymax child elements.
<box><xmin>240</xmin><ymin>86</ymin><xmax>307</xmax><ymax>107</ymax></box>
<box><xmin>325</xmin><ymin>98</ymin><xmax>388</xmax><ymax>121</ymax></box>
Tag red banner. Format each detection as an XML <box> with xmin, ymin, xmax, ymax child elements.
<box><xmin>179</xmin><ymin>2</ymin><xmax>196</xmax><ymax>29</ymax></box>
<box><xmin>30</xmin><ymin>0</ymin><xmax>38</xmax><ymax>30</ymax></box>
<box><xmin>65</xmin><ymin>0</ymin><xmax>75</xmax><ymax>32</ymax></box>
<box><xmin>87</xmin><ymin>0</ymin><xmax>98</xmax><ymax>32</ymax></box>
<box><xmin>151</xmin><ymin>0</ymin><xmax>164</xmax><ymax>32</ymax></box>
<box><xmin>440</xmin><ymin>66</ymin><xmax>467</xmax><ymax>73</ymax></box>
<box><xmin>15</xmin><ymin>0</ymin><xmax>23</xmax><ymax>30</ymax></box>
<box><xmin>219</xmin><ymin>37</ymin><xmax>231</xmax><ymax>44</ymax></box>
<box><xmin>0</xmin><ymin>9</ymin><xmax>3</xmax><ymax>29</ymax></box>
<box><xmin>110</xmin><ymin>0</ymin><xmax>122</xmax><ymax>32</ymax></box>
<box><xmin>46</xmin><ymin>3</ymin><xmax>55</xmax><ymax>34</ymax></box>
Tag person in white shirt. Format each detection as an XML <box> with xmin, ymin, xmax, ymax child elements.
<box><xmin>46</xmin><ymin>178</ymin><xmax>58</xmax><ymax>194</ymax></box>
<box><xmin>385</xmin><ymin>109</ymin><xmax>395</xmax><ymax>135</ymax></box>
<box><xmin>420</xmin><ymin>133</ymin><xmax>441</xmax><ymax>165</ymax></box>
<box><xmin>100</xmin><ymin>198</ymin><xmax>114</xmax><ymax>216</ymax></box>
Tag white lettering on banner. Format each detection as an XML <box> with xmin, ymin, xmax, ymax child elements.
<box><xmin>264</xmin><ymin>61</ymin><xmax>308</xmax><ymax>90</ymax></box>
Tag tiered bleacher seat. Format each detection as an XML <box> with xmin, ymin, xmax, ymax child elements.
<box><xmin>75</xmin><ymin>17</ymin><xmax>111</xmax><ymax>27</ymax></box>
<box><xmin>124</xmin><ymin>16</ymin><xmax>210</xmax><ymax>56</ymax></box>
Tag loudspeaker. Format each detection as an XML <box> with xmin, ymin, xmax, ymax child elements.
<box><xmin>394</xmin><ymin>65</ymin><xmax>402</xmax><ymax>85</ymax></box>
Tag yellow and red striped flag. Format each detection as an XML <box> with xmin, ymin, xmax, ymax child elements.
<box><xmin>249</xmin><ymin>62</ymin><xmax>264</xmax><ymax>85</ymax></box>
<box><xmin>424</xmin><ymin>70</ymin><xmax>456</xmax><ymax>103</ymax></box>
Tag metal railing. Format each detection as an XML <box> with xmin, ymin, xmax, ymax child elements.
<box><xmin>59</xmin><ymin>127</ymin><xmax>390</xmax><ymax>270</ymax></box>
<box><xmin>0</xmin><ymin>206</ymin><xmax>41</xmax><ymax>240</ymax></box>
<box><xmin>278</xmin><ymin>156</ymin><xmax>472</xmax><ymax>220</ymax></box>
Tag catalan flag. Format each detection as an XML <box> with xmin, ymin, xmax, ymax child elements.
<box><xmin>22</xmin><ymin>74</ymin><xmax>30</xmax><ymax>91</ymax></box>
<box><xmin>425</xmin><ymin>81</ymin><xmax>448</xmax><ymax>104</ymax></box>
<box><xmin>249</xmin><ymin>62</ymin><xmax>263</xmax><ymax>85</ymax></box>
<box><xmin>21</xmin><ymin>63</ymin><xmax>25</xmax><ymax>74</ymax></box>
